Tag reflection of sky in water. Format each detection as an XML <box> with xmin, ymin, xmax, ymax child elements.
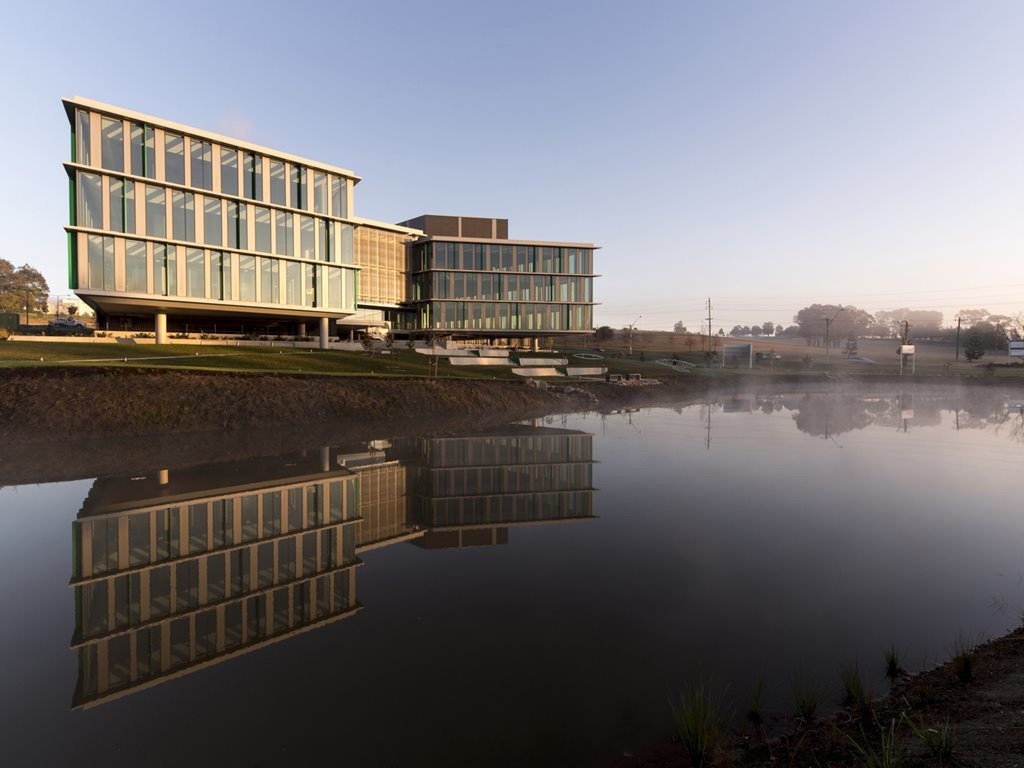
<box><xmin>1</xmin><ymin>392</ymin><xmax>1022</xmax><ymax>767</ymax></box>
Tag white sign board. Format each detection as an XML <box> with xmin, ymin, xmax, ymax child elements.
<box><xmin>900</xmin><ymin>345</ymin><xmax>915</xmax><ymax>355</ymax></box>
<box><xmin>1009</xmin><ymin>341</ymin><xmax>1024</xmax><ymax>358</ymax></box>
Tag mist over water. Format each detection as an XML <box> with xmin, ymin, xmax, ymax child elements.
<box><xmin>1</xmin><ymin>388</ymin><xmax>1021</xmax><ymax>767</ymax></box>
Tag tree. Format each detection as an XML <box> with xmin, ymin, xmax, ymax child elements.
<box><xmin>963</xmin><ymin>332</ymin><xmax>985</xmax><ymax>361</ymax></box>
<box><xmin>66</xmin><ymin>304</ymin><xmax>78</xmax><ymax>316</ymax></box>
<box><xmin>594</xmin><ymin>326</ymin><xmax>614</xmax><ymax>341</ymax></box>
<box><xmin>750</xmin><ymin>325</ymin><xmax>763</xmax><ymax>336</ymax></box>
<box><xmin>873</xmin><ymin>309</ymin><xmax>943</xmax><ymax>337</ymax></box>
<box><xmin>843</xmin><ymin>335</ymin><xmax>858</xmax><ymax>358</ymax></box>
<box><xmin>762</xmin><ymin>321</ymin><xmax>775</xmax><ymax>337</ymax></box>
<box><xmin>958</xmin><ymin>309</ymin><xmax>989</xmax><ymax>327</ymax></box>
<box><xmin>0</xmin><ymin>259</ymin><xmax>50</xmax><ymax>315</ymax></box>
<box><xmin>673</xmin><ymin>321</ymin><xmax>687</xmax><ymax>333</ymax></box>
<box><xmin>793</xmin><ymin>304</ymin><xmax>874</xmax><ymax>347</ymax></box>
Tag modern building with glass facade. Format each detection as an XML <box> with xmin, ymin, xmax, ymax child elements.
<box><xmin>64</xmin><ymin>99</ymin><xmax>598</xmax><ymax>345</ymax></box>
<box><xmin>396</xmin><ymin>215</ymin><xmax>597</xmax><ymax>338</ymax></box>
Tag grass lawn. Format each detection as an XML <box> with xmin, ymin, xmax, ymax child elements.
<box><xmin>5</xmin><ymin>337</ymin><xmax>1022</xmax><ymax>382</ymax></box>
<box><xmin>0</xmin><ymin>341</ymin><xmax>525</xmax><ymax>380</ymax></box>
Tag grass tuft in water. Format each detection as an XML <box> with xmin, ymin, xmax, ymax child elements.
<box><xmin>745</xmin><ymin>677</ymin><xmax>765</xmax><ymax>740</ymax></box>
<box><xmin>669</xmin><ymin>681</ymin><xmax>730</xmax><ymax>768</ymax></box>
<box><xmin>904</xmin><ymin>714</ymin><xmax>954</xmax><ymax>764</ymax></box>
<box><xmin>950</xmin><ymin>633</ymin><xmax>977</xmax><ymax>683</ymax></box>
<box><xmin>884</xmin><ymin>644</ymin><xmax>905</xmax><ymax>681</ymax></box>
<box><xmin>840</xmin><ymin>659</ymin><xmax>873</xmax><ymax>716</ymax></box>
<box><xmin>793</xmin><ymin>676</ymin><xmax>823</xmax><ymax>726</ymax></box>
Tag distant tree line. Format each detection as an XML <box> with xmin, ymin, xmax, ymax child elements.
<box><xmin>595</xmin><ymin>306</ymin><xmax>1021</xmax><ymax>355</ymax></box>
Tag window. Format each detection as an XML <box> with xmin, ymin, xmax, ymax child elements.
<box><xmin>100</xmin><ymin>117</ymin><xmax>124</xmax><ymax>172</ymax></box>
<box><xmin>210</xmin><ymin>251</ymin><xmax>230</xmax><ymax>300</ymax></box>
<box><xmin>190</xmin><ymin>139</ymin><xmax>213</xmax><ymax>190</ymax></box>
<box><xmin>152</xmin><ymin>243</ymin><xmax>177</xmax><ymax>296</ymax></box>
<box><xmin>125</xmin><ymin>240</ymin><xmax>147</xmax><ymax>292</ymax></box>
<box><xmin>340</xmin><ymin>224</ymin><xmax>353</xmax><ymax>264</ymax></box>
<box><xmin>130</xmin><ymin>124</ymin><xmax>155</xmax><ymax>178</ymax></box>
<box><xmin>124</xmin><ymin>180</ymin><xmax>136</xmax><ymax>234</ymax></box>
<box><xmin>186</xmin><ymin>248</ymin><xmax>205</xmax><ymax>297</ymax></box>
<box><xmin>204</xmin><ymin>197</ymin><xmax>222</xmax><ymax>245</ymax></box>
<box><xmin>318</xmin><ymin>220</ymin><xmax>330</xmax><ymax>262</ymax></box>
<box><xmin>331</xmin><ymin>176</ymin><xmax>346</xmax><ymax>217</ymax></box>
<box><xmin>270</xmin><ymin>161</ymin><xmax>285</xmax><ymax>204</ymax></box>
<box><xmin>108</xmin><ymin>179</ymin><xmax>135</xmax><ymax>233</ymax></box>
<box><xmin>76</xmin><ymin>110</ymin><xmax>91</xmax><ymax>165</ymax></box>
<box><xmin>327</xmin><ymin>266</ymin><xmax>342</xmax><ymax>308</ymax></box>
<box><xmin>244</xmin><ymin>152</ymin><xmax>262</xmax><ymax>200</ymax></box>
<box><xmin>239</xmin><ymin>255</ymin><xmax>256</xmax><ymax>301</ymax></box>
<box><xmin>275</xmin><ymin>211</ymin><xmax>293</xmax><ymax>255</ymax></box>
<box><xmin>304</xmin><ymin>263</ymin><xmax>317</xmax><ymax>306</ymax></box>
<box><xmin>290</xmin><ymin>166</ymin><xmax>305</xmax><ymax>209</ymax></box>
<box><xmin>77</xmin><ymin>172</ymin><xmax>102</xmax><ymax>228</ymax></box>
<box><xmin>299</xmin><ymin>216</ymin><xmax>314</xmax><ymax>260</ymax></box>
<box><xmin>171</xmin><ymin>191</ymin><xmax>195</xmax><ymax>241</ymax></box>
<box><xmin>87</xmin><ymin>235</ymin><xmax>115</xmax><ymax>290</ymax></box>
<box><xmin>254</xmin><ymin>207</ymin><xmax>271</xmax><ymax>252</ymax></box>
<box><xmin>260</xmin><ymin>257</ymin><xmax>279</xmax><ymax>303</ymax></box>
<box><xmin>285</xmin><ymin>261</ymin><xmax>301</xmax><ymax>305</ymax></box>
<box><xmin>145</xmin><ymin>186</ymin><xmax>166</xmax><ymax>237</ymax></box>
<box><xmin>313</xmin><ymin>172</ymin><xmax>327</xmax><ymax>213</ymax></box>
<box><xmin>164</xmin><ymin>133</ymin><xmax>185</xmax><ymax>184</ymax></box>
<box><xmin>221</xmin><ymin>148</ymin><xmax>238</xmax><ymax>195</ymax></box>
<box><xmin>227</xmin><ymin>201</ymin><xmax>247</xmax><ymax>249</ymax></box>
<box><xmin>188</xmin><ymin>504</ymin><xmax>208</xmax><ymax>555</ymax></box>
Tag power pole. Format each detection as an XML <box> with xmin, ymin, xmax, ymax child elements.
<box><xmin>955</xmin><ymin>316</ymin><xmax>962</xmax><ymax>360</ymax></box>
<box><xmin>824</xmin><ymin>316</ymin><xmax>832</xmax><ymax>367</ymax></box>
<box><xmin>706</xmin><ymin>298</ymin><xmax>713</xmax><ymax>355</ymax></box>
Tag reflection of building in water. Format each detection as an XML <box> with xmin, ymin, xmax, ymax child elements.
<box><xmin>70</xmin><ymin>428</ymin><xmax>594</xmax><ymax>707</ymax></box>
<box><xmin>395</xmin><ymin>427</ymin><xmax>595</xmax><ymax>549</ymax></box>
<box><xmin>71</xmin><ymin>451</ymin><xmax>362</xmax><ymax>709</ymax></box>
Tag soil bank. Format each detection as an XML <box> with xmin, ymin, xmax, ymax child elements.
<box><xmin>620</xmin><ymin>625</ymin><xmax>1024</xmax><ymax>767</ymax></box>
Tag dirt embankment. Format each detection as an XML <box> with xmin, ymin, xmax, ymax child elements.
<box><xmin>0</xmin><ymin>367</ymin><xmax>574</xmax><ymax>443</ymax></box>
<box><xmin>623</xmin><ymin>626</ymin><xmax>1024</xmax><ymax>768</ymax></box>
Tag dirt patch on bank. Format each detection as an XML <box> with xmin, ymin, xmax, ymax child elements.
<box><xmin>0</xmin><ymin>367</ymin><xmax>578</xmax><ymax>443</ymax></box>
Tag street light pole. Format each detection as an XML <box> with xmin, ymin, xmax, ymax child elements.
<box><xmin>628</xmin><ymin>315</ymin><xmax>642</xmax><ymax>356</ymax></box>
<box><xmin>824</xmin><ymin>305</ymin><xmax>845</xmax><ymax>368</ymax></box>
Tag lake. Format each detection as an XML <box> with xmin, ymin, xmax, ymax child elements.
<box><xmin>1</xmin><ymin>387</ymin><xmax>1022</xmax><ymax>767</ymax></box>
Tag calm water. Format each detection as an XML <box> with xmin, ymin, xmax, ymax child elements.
<box><xmin>1</xmin><ymin>389</ymin><xmax>1022</xmax><ymax>767</ymax></box>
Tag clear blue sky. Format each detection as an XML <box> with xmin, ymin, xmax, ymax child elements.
<box><xmin>1</xmin><ymin>0</ymin><xmax>1020</xmax><ymax>331</ymax></box>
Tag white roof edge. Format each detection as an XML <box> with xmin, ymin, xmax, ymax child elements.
<box><xmin>63</xmin><ymin>96</ymin><xmax>362</xmax><ymax>182</ymax></box>
<box><xmin>349</xmin><ymin>216</ymin><xmax>424</xmax><ymax>236</ymax></box>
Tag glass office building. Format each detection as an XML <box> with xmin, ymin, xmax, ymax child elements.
<box><xmin>64</xmin><ymin>100</ymin><xmax>598</xmax><ymax>345</ymax></box>
<box><xmin>397</xmin><ymin>215</ymin><xmax>597</xmax><ymax>337</ymax></box>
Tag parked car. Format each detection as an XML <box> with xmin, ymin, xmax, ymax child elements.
<box><xmin>45</xmin><ymin>318</ymin><xmax>93</xmax><ymax>336</ymax></box>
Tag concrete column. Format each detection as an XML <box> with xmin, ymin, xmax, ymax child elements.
<box><xmin>297</xmin><ymin>322</ymin><xmax>307</xmax><ymax>337</ymax></box>
<box><xmin>320</xmin><ymin>446</ymin><xmax>331</xmax><ymax>473</ymax></box>
<box><xmin>155</xmin><ymin>312</ymin><xmax>167</xmax><ymax>345</ymax></box>
<box><xmin>319</xmin><ymin>317</ymin><xmax>330</xmax><ymax>350</ymax></box>
<box><xmin>158</xmin><ymin>469</ymin><xmax>169</xmax><ymax>485</ymax></box>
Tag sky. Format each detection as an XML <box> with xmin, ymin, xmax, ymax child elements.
<box><xmin>1</xmin><ymin>0</ymin><xmax>1021</xmax><ymax>332</ymax></box>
